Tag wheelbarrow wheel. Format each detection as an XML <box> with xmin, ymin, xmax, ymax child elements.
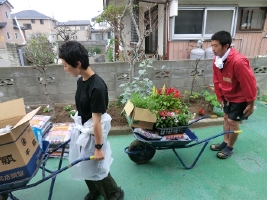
<box><xmin>128</xmin><ymin>140</ymin><xmax>156</xmax><ymax>164</ymax></box>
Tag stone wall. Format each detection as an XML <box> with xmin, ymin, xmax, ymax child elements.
<box><xmin>0</xmin><ymin>58</ymin><xmax>266</xmax><ymax>105</ymax></box>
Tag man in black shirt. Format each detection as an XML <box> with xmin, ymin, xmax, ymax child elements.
<box><xmin>59</xmin><ymin>41</ymin><xmax>124</xmax><ymax>200</ymax></box>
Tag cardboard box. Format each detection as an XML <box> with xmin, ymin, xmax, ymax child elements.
<box><xmin>0</xmin><ymin>98</ymin><xmax>42</xmax><ymax>186</ymax></box>
<box><xmin>123</xmin><ymin>101</ymin><xmax>157</xmax><ymax>130</ymax></box>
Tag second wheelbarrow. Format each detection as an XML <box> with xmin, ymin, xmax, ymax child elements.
<box><xmin>124</xmin><ymin>116</ymin><xmax>241</xmax><ymax>169</ymax></box>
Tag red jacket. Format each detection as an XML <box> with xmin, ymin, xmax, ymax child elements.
<box><xmin>213</xmin><ymin>48</ymin><xmax>257</xmax><ymax>103</ymax></box>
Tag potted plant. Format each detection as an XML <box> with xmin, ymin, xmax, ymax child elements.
<box><xmin>148</xmin><ymin>85</ymin><xmax>193</xmax><ymax>135</ymax></box>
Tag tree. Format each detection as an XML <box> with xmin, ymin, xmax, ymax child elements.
<box><xmin>96</xmin><ymin>4</ymin><xmax>125</xmax><ymax>61</ymax></box>
<box><xmin>24</xmin><ymin>33</ymin><xmax>56</xmax><ymax>118</ymax></box>
<box><xmin>97</xmin><ymin>0</ymin><xmax>165</xmax><ymax>83</ymax></box>
<box><xmin>54</xmin><ymin>22</ymin><xmax>78</xmax><ymax>42</ymax></box>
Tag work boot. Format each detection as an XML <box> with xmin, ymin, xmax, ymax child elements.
<box><xmin>111</xmin><ymin>188</ymin><xmax>124</xmax><ymax>200</ymax></box>
<box><xmin>84</xmin><ymin>191</ymin><xmax>100</xmax><ymax>200</ymax></box>
<box><xmin>0</xmin><ymin>193</ymin><xmax>8</xmax><ymax>200</ymax></box>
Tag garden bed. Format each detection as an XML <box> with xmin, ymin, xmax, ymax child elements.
<box><xmin>33</xmin><ymin>99</ymin><xmax>216</xmax><ymax>127</ymax></box>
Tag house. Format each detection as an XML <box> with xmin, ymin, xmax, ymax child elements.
<box><xmin>55</xmin><ymin>20</ymin><xmax>91</xmax><ymax>41</ymax></box>
<box><xmin>11</xmin><ymin>10</ymin><xmax>57</xmax><ymax>42</ymax></box>
<box><xmin>104</xmin><ymin>0</ymin><xmax>267</xmax><ymax>60</ymax></box>
<box><xmin>91</xmin><ymin>15</ymin><xmax>111</xmax><ymax>41</ymax></box>
<box><xmin>0</xmin><ymin>0</ymin><xmax>26</xmax><ymax>48</ymax></box>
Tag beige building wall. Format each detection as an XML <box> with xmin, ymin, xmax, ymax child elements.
<box><xmin>16</xmin><ymin>18</ymin><xmax>56</xmax><ymax>41</ymax></box>
<box><xmin>57</xmin><ymin>25</ymin><xmax>90</xmax><ymax>41</ymax></box>
<box><xmin>0</xmin><ymin>3</ymin><xmax>24</xmax><ymax>48</ymax></box>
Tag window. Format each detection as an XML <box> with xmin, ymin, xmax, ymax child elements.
<box><xmin>40</xmin><ymin>19</ymin><xmax>44</xmax><ymax>24</ymax></box>
<box><xmin>5</xmin><ymin>12</ymin><xmax>9</xmax><ymax>18</ymax></box>
<box><xmin>71</xmin><ymin>35</ymin><xmax>78</xmax><ymax>40</ymax></box>
<box><xmin>23</xmin><ymin>24</ymin><xmax>32</xmax><ymax>30</ymax></box>
<box><xmin>31</xmin><ymin>19</ymin><xmax>35</xmax><ymax>23</ymax></box>
<box><xmin>239</xmin><ymin>8</ymin><xmax>266</xmax><ymax>31</ymax></box>
<box><xmin>7</xmin><ymin>32</ymin><xmax>11</xmax><ymax>39</ymax></box>
<box><xmin>171</xmin><ymin>6</ymin><xmax>237</xmax><ymax>40</ymax></box>
<box><xmin>80</xmin><ymin>26</ymin><xmax>85</xmax><ymax>30</ymax></box>
<box><xmin>96</xmin><ymin>34</ymin><xmax>103</xmax><ymax>40</ymax></box>
<box><xmin>99</xmin><ymin>21</ymin><xmax>107</xmax><ymax>26</ymax></box>
<box><xmin>15</xmin><ymin>33</ymin><xmax>19</xmax><ymax>39</ymax></box>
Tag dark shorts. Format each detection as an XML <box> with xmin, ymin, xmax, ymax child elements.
<box><xmin>223</xmin><ymin>100</ymin><xmax>248</xmax><ymax>121</ymax></box>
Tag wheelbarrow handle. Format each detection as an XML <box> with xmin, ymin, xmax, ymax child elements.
<box><xmin>188</xmin><ymin>115</ymin><xmax>218</xmax><ymax>126</ymax></box>
<box><xmin>90</xmin><ymin>156</ymin><xmax>95</xmax><ymax>160</ymax></box>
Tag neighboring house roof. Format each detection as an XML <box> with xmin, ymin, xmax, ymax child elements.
<box><xmin>56</xmin><ymin>20</ymin><xmax>91</xmax><ymax>26</ymax></box>
<box><xmin>0</xmin><ymin>22</ymin><xmax>7</xmax><ymax>28</ymax></box>
<box><xmin>0</xmin><ymin>0</ymin><xmax>13</xmax><ymax>8</ymax></box>
<box><xmin>11</xmin><ymin>10</ymin><xmax>53</xmax><ymax>20</ymax></box>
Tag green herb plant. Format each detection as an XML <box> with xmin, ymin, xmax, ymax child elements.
<box><xmin>69</xmin><ymin>110</ymin><xmax>76</xmax><ymax>117</ymax></box>
<box><xmin>43</xmin><ymin>106</ymin><xmax>51</xmax><ymax>113</ymax></box>
<box><xmin>183</xmin><ymin>90</ymin><xmax>200</xmax><ymax>103</ymax></box>
<box><xmin>64</xmin><ymin>105</ymin><xmax>72</xmax><ymax>111</ymax></box>
<box><xmin>201</xmin><ymin>90</ymin><xmax>220</xmax><ymax>107</ymax></box>
<box><xmin>129</xmin><ymin>93</ymin><xmax>149</xmax><ymax>109</ymax></box>
<box><xmin>119</xmin><ymin>59</ymin><xmax>155</xmax><ymax>104</ymax></box>
<box><xmin>259</xmin><ymin>94</ymin><xmax>267</xmax><ymax>102</ymax></box>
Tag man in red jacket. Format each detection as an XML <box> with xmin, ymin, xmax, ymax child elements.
<box><xmin>210</xmin><ymin>30</ymin><xmax>257</xmax><ymax>159</ymax></box>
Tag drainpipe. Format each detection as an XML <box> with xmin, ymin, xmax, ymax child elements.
<box><xmin>166</xmin><ymin>5</ymin><xmax>170</xmax><ymax>60</ymax></box>
<box><xmin>163</xmin><ymin>3</ymin><xmax>167</xmax><ymax>60</ymax></box>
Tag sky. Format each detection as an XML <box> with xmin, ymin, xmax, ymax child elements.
<box><xmin>9</xmin><ymin>0</ymin><xmax>104</xmax><ymax>22</ymax></box>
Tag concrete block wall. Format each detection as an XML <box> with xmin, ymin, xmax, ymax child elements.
<box><xmin>0</xmin><ymin>57</ymin><xmax>266</xmax><ymax>105</ymax></box>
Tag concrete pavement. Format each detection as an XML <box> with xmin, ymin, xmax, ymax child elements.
<box><xmin>8</xmin><ymin>101</ymin><xmax>267</xmax><ymax>200</ymax></box>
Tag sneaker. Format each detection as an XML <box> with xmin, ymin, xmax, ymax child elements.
<box><xmin>0</xmin><ymin>193</ymin><xmax>8</xmax><ymax>200</ymax></box>
<box><xmin>84</xmin><ymin>191</ymin><xmax>100</xmax><ymax>200</ymax></box>
<box><xmin>112</xmin><ymin>188</ymin><xmax>124</xmax><ymax>200</ymax></box>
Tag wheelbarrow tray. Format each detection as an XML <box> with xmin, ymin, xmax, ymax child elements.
<box><xmin>133</xmin><ymin>127</ymin><xmax>198</xmax><ymax>148</ymax></box>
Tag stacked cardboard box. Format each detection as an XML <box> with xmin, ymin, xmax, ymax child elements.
<box><xmin>0</xmin><ymin>98</ymin><xmax>42</xmax><ymax>190</ymax></box>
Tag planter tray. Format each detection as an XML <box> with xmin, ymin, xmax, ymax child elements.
<box><xmin>156</xmin><ymin>126</ymin><xmax>188</xmax><ymax>136</ymax></box>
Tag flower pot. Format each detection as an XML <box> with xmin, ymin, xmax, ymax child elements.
<box><xmin>156</xmin><ymin>126</ymin><xmax>188</xmax><ymax>136</ymax></box>
<box><xmin>213</xmin><ymin>106</ymin><xmax>224</xmax><ymax>117</ymax></box>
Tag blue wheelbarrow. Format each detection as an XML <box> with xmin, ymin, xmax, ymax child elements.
<box><xmin>0</xmin><ymin>139</ymin><xmax>95</xmax><ymax>200</ymax></box>
<box><xmin>124</xmin><ymin>116</ymin><xmax>241</xmax><ymax>169</ymax></box>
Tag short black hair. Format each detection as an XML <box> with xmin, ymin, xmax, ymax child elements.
<box><xmin>211</xmin><ymin>31</ymin><xmax>232</xmax><ymax>49</ymax></box>
<box><xmin>58</xmin><ymin>41</ymin><xmax>89</xmax><ymax>70</ymax></box>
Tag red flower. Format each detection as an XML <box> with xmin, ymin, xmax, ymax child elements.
<box><xmin>198</xmin><ymin>108</ymin><xmax>205</xmax><ymax>116</ymax></box>
<box><xmin>173</xmin><ymin>92</ymin><xmax>180</xmax><ymax>98</ymax></box>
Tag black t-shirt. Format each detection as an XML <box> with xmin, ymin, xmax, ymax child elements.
<box><xmin>75</xmin><ymin>74</ymin><xmax>108</xmax><ymax>124</ymax></box>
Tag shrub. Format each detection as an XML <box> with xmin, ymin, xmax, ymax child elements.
<box><xmin>119</xmin><ymin>59</ymin><xmax>155</xmax><ymax>104</ymax></box>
